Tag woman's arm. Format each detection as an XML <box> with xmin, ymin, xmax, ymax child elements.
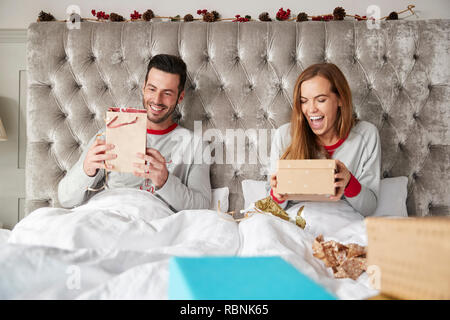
<box><xmin>342</xmin><ymin>127</ymin><xmax>381</xmax><ymax>217</ymax></box>
<box><xmin>267</xmin><ymin>126</ymin><xmax>289</xmax><ymax>209</ymax></box>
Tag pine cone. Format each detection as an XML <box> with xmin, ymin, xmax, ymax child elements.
<box><xmin>109</xmin><ymin>13</ymin><xmax>124</xmax><ymax>22</ymax></box>
<box><xmin>142</xmin><ymin>9</ymin><xmax>155</xmax><ymax>21</ymax></box>
<box><xmin>333</xmin><ymin>7</ymin><xmax>346</xmax><ymax>20</ymax></box>
<box><xmin>259</xmin><ymin>12</ymin><xmax>271</xmax><ymax>21</ymax></box>
<box><xmin>184</xmin><ymin>14</ymin><xmax>194</xmax><ymax>22</ymax></box>
<box><xmin>387</xmin><ymin>11</ymin><xmax>398</xmax><ymax>20</ymax></box>
<box><xmin>203</xmin><ymin>12</ymin><xmax>216</xmax><ymax>22</ymax></box>
<box><xmin>211</xmin><ymin>10</ymin><xmax>220</xmax><ymax>21</ymax></box>
<box><xmin>38</xmin><ymin>11</ymin><xmax>55</xmax><ymax>22</ymax></box>
<box><xmin>297</xmin><ymin>12</ymin><xmax>308</xmax><ymax>22</ymax></box>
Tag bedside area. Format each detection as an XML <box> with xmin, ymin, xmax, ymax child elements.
<box><xmin>0</xmin><ymin>221</ymin><xmax>11</xmax><ymax>244</ymax></box>
<box><xmin>0</xmin><ymin>28</ymin><xmax>27</xmax><ymax>230</ymax></box>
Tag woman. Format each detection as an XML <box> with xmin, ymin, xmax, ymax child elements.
<box><xmin>269</xmin><ymin>63</ymin><xmax>381</xmax><ymax>217</ymax></box>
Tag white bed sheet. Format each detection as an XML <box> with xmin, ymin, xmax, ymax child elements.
<box><xmin>0</xmin><ymin>188</ymin><xmax>378</xmax><ymax>299</ymax></box>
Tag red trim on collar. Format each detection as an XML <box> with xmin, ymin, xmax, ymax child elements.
<box><xmin>323</xmin><ymin>132</ymin><xmax>350</xmax><ymax>151</ymax></box>
<box><xmin>147</xmin><ymin>123</ymin><xmax>178</xmax><ymax>135</ymax></box>
<box><xmin>324</xmin><ymin>138</ymin><xmax>344</xmax><ymax>150</ymax></box>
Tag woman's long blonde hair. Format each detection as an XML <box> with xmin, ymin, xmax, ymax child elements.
<box><xmin>281</xmin><ymin>63</ymin><xmax>356</xmax><ymax>160</ymax></box>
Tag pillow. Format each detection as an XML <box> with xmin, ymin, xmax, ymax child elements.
<box><xmin>241</xmin><ymin>177</ymin><xmax>409</xmax><ymax>217</ymax></box>
<box><xmin>209</xmin><ymin>187</ymin><xmax>229</xmax><ymax>212</ymax></box>
<box><xmin>242</xmin><ymin>179</ymin><xmax>268</xmax><ymax>209</ymax></box>
<box><xmin>373</xmin><ymin>176</ymin><xmax>408</xmax><ymax>217</ymax></box>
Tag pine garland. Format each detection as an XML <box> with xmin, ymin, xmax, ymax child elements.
<box><xmin>37</xmin><ymin>5</ymin><xmax>417</xmax><ymax>23</ymax></box>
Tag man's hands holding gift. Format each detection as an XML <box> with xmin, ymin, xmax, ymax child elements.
<box><xmin>83</xmin><ymin>140</ymin><xmax>169</xmax><ymax>189</ymax></box>
<box><xmin>133</xmin><ymin>148</ymin><xmax>169</xmax><ymax>189</ymax></box>
<box><xmin>83</xmin><ymin>138</ymin><xmax>116</xmax><ymax>177</ymax></box>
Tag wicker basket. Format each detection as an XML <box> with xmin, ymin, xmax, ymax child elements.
<box><xmin>365</xmin><ymin>217</ymin><xmax>450</xmax><ymax>300</ymax></box>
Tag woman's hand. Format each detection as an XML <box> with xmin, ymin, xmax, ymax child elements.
<box><xmin>270</xmin><ymin>173</ymin><xmax>288</xmax><ymax>202</ymax></box>
<box><xmin>329</xmin><ymin>159</ymin><xmax>351</xmax><ymax>201</ymax></box>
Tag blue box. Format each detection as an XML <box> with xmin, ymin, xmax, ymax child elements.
<box><xmin>169</xmin><ymin>256</ymin><xmax>336</xmax><ymax>300</ymax></box>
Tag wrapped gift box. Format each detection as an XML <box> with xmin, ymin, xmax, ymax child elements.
<box><xmin>105</xmin><ymin>107</ymin><xmax>147</xmax><ymax>173</ymax></box>
<box><xmin>276</xmin><ymin>159</ymin><xmax>336</xmax><ymax>201</ymax></box>
<box><xmin>169</xmin><ymin>256</ymin><xmax>336</xmax><ymax>300</ymax></box>
<box><xmin>366</xmin><ymin>217</ymin><xmax>450</xmax><ymax>299</ymax></box>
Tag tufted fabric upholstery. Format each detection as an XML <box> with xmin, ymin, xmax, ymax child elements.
<box><xmin>26</xmin><ymin>20</ymin><xmax>449</xmax><ymax>216</ymax></box>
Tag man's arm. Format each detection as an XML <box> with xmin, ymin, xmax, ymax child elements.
<box><xmin>155</xmin><ymin>163</ymin><xmax>211</xmax><ymax>211</ymax></box>
<box><xmin>57</xmin><ymin>131</ymin><xmax>115</xmax><ymax>208</ymax></box>
<box><xmin>134</xmin><ymin>139</ymin><xmax>211</xmax><ymax>211</ymax></box>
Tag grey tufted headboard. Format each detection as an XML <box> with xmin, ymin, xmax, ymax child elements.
<box><xmin>26</xmin><ymin>20</ymin><xmax>449</xmax><ymax>216</ymax></box>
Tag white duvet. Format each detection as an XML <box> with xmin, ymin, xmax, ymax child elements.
<box><xmin>0</xmin><ymin>188</ymin><xmax>378</xmax><ymax>299</ymax></box>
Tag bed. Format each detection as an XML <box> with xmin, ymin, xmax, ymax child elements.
<box><xmin>1</xmin><ymin>19</ymin><xmax>449</xmax><ymax>299</ymax></box>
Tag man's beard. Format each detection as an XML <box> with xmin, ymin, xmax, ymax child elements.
<box><xmin>143</xmin><ymin>99</ymin><xmax>177</xmax><ymax>124</ymax></box>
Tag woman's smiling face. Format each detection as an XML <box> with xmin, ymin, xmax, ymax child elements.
<box><xmin>300</xmin><ymin>75</ymin><xmax>342</xmax><ymax>145</ymax></box>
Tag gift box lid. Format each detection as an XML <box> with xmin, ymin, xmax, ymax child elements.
<box><xmin>277</xmin><ymin>159</ymin><xmax>336</xmax><ymax>170</ymax></box>
<box><xmin>168</xmin><ymin>256</ymin><xmax>336</xmax><ymax>300</ymax></box>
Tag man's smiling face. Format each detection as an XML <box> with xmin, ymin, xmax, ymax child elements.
<box><xmin>142</xmin><ymin>68</ymin><xmax>185</xmax><ymax>126</ymax></box>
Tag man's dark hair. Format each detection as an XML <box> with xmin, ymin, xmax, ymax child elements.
<box><xmin>145</xmin><ymin>54</ymin><xmax>187</xmax><ymax>94</ymax></box>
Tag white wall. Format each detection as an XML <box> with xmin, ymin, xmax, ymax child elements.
<box><xmin>0</xmin><ymin>0</ymin><xmax>449</xmax><ymax>29</ymax></box>
<box><xmin>0</xmin><ymin>31</ymin><xmax>27</xmax><ymax>229</ymax></box>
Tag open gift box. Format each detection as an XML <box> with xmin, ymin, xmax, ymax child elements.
<box><xmin>276</xmin><ymin>159</ymin><xmax>336</xmax><ymax>201</ymax></box>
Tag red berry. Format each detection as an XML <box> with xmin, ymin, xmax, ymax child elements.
<box><xmin>91</xmin><ymin>9</ymin><xmax>96</xmax><ymax>16</ymax></box>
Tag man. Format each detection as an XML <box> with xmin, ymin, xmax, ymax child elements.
<box><xmin>58</xmin><ymin>54</ymin><xmax>211</xmax><ymax>212</ymax></box>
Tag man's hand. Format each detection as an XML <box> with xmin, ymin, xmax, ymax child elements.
<box><xmin>133</xmin><ymin>148</ymin><xmax>169</xmax><ymax>189</ymax></box>
<box><xmin>83</xmin><ymin>138</ymin><xmax>116</xmax><ymax>177</ymax></box>
<box><xmin>329</xmin><ymin>159</ymin><xmax>351</xmax><ymax>201</ymax></box>
<box><xmin>270</xmin><ymin>173</ymin><xmax>288</xmax><ymax>202</ymax></box>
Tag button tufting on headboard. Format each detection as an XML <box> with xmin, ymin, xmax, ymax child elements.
<box><xmin>25</xmin><ymin>20</ymin><xmax>450</xmax><ymax>217</ymax></box>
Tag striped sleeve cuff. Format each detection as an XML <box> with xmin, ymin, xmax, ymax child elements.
<box><xmin>270</xmin><ymin>188</ymin><xmax>286</xmax><ymax>204</ymax></box>
<box><xmin>344</xmin><ymin>173</ymin><xmax>362</xmax><ymax>198</ymax></box>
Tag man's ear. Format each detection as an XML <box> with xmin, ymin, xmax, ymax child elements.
<box><xmin>177</xmin><ymin>90</ymin><xmax>185</xmax><ymax>104</ymax></box>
